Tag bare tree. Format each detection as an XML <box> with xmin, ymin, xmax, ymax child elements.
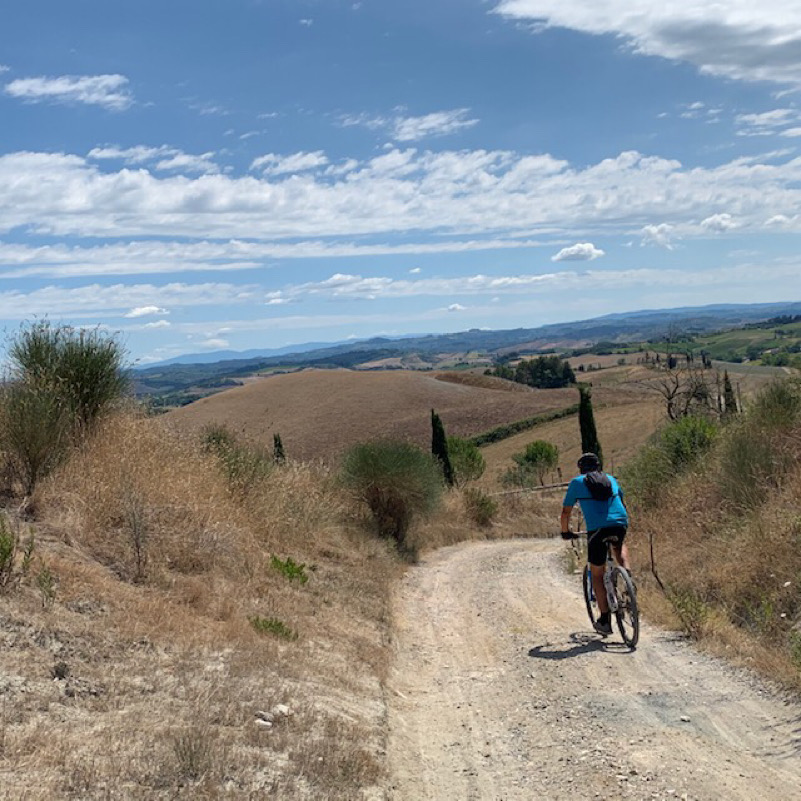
<box><xmin>643</xmin><ymin>364</ymin><xmax>722</xmax><ymax>421</ymax></box>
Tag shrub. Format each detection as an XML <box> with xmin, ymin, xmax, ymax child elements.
<box><xmin>341</xmin><ymin>440</ymin><xmax>443</xmax><ymax>554</ymax></box>
<box><xmin>619</xmin><ymin>442</ymin><xmax>674</xmax><ymax>508</ymax></box>
<box><xmin>718</xmin><ymin>380</ymin><xmax>801</xmax><ymax>510</ymax></box>
<box><xmin>271</xmin><ymin>555</ymin><xmax>309</xmax><ymax>584</ymax></box>
<box><xmin>8</xmin><ymin>321</ymin><xmax>130</xmax><ymax>431</ymax></box>
<box><xmin>447</xmin><ymin>436</ymin><xmax>485</xmax><ymax>486</ymax></box>
<box><xmin>0</xmin><ymin>514</ymin><xmax>34</xmax><ymax>591</ymax></box>
<box><xmin>462</xmin><ymin>488</ymin><xmax>497</xmax><ymax>527</ymax></box>
<box><xmin>748</xmin><ymin>379</ymin><xmax>801</xmax><ymax>429</ymax></box>
<box><xmin>249</xmin><ymin>615</ymin><xmax>298</xmax><ymax>640</ymax></box>
<box><xmin>0</xmin><ymin>322</ymin><xmax>129</xmax><ymax>495</ymax></box>
<box><xmin>202</xmin><ymin>424</ymin><xmax>272</xmax><ymax>495</ymax></box>
<box><xmin>0</xmin><ymin>378</ymin><xmax>71</xmax><ymax>496</ymax></box>
<box><xmin>659</xmin><ymin>415</ymin><xmax>717</xmax><ymax>470</ymax></box>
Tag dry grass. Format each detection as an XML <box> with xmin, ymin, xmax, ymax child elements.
<box><xmin>167</xmin><ymin>368</ymin><xmax>578</xmax><ymax>463</ymax></box>
<box><xmin>0</xmin><ymin>411</ymin><xmax>397</xmax><ymax>798</ymax></box>
<box><xmin>405</xmin><ymin>486</ymin><xmax>560</xmax><ymax>554</ymax></box>
<box><xmin>629</xmin><ymin>444</ymin><xmax>801</xmax><ymax>690</ymax></box>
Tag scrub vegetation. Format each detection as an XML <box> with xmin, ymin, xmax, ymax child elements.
<box><xmin>623</xmin><ymin>379</ymin><xmax>801</xmax><ymax>687</ymax></box>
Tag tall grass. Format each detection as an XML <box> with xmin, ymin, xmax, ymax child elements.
<box><xmin>627</xmin><ymin>378</ymin><xmax>801</xmax><ymax>687</ymax></box>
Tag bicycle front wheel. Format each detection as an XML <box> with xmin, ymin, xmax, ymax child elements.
<box><xmin>582</xmin><ymin>565</ymin><xmax>599</xmax><ymax>628</ymax></box>
<box><xmin>611</xmin><ymin>567</ymin><xmax>639</xmax><ymax>648</ymax></box>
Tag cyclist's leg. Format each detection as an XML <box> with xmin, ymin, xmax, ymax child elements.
<box><xmin>590</xmin><ymin>564</ymin><xmax>608</xmax><ymax>613</ymax></box>
<box><xmin>587</xmin><ymin>530</ymin><xmax>609</xmax><ymax>614</ymax></box>
<box><xmin>609</xmin><ymin>527</ymin><xmax>631</xmax><ymax>572</ymax></box>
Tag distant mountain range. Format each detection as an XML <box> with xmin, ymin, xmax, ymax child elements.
<box><xmin>135</xmin><ymin>300</ymin><xmax>801</xmax><ymax>397</ymax></box>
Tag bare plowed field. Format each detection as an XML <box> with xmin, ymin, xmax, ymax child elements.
<box><xmin>167</xmin><ymin>369</ymin><xmax>578</xmax><ymax>462</ymax></box>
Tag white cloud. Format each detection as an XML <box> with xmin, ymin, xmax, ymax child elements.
<box><xmin>0</xmin><ymin>65</ymin><xmax>10</xmax><ymax>74</ymax></box>
<box><xmin>736</xmin><ymin>108</ymin><xmax>801</xmax><ymax>136</ymax></box>
<box><xmin>392</xmin><ymin>109</ymin><xmax>479</xmax><ymax>141</ymax></box>
<box><xmin>640</xmin><ymin>223</ymin><xmax>676</xmax><ymax>249</ymax></box>
<box><xmin>232</xmin><ymin>261</ymin><xmax>801</xmax><ymax>306</ymax></box>
<box><xmin>0</xmin><ymin>282</ymin><xmax>256</xmax><ymax>320</ymax></box>
<box><xmin>88</xmin><ymin>145</ymin><xmax>219</xmax><ymax>174</ymax></box>
<box><xmin>154</xmin><ymin>151</ymin><xmax>219</xmax><ymax>174</ymax></box>
<box><xmin>551</xmin><ymin>242</ymin><xmax>604</xmax><ymax>262</ymax></box>
<box><xmin>5</xmin><ymin>147</ymin><xmax>801</xmax><ymax>245</ymax></box>
<box><xmin>299</xmin><ymin>18</ymin><xmax>313</xmax><ymax>26</ymax></box>
<box><xmin>409</xmin><ymin>267</ymin><xmax>421</xmax><ymax>274</ymax></box>
<box><xmin>701</xmin><ymin>213</ymin><xmax>738</xmax><ymax>232</ymax></box>
<box><xmin>0</xmin><ymin>237</ymin><xmax>549</xmax><ymax>280</ymax></box>
<box><xmin>493</xmin><ymin>1</ymin><xmax>801</xmax><ymax>86</ymax></box>
<box><xmin>144</xmin><ymin>319</ymin><xmax>171</xmax><ymax>329</ymax></box>
<box><xmin>340</xmin><ymin>109</ymin><xmax>478</xmax><ymax>141</ymax></box>
<box><xmin>781</xmin><ymin>127</ymin><xmax>801</xmax><ymax>137</ymax></box>
<box><xmin>5</xmin><ymin>74</ymin><xmax>132</xmax><ymax>110</ymax></box>
<box><xmin>200</xmin><ymin>337</ymin><xmax>229</xmax><ymax>349</ymax></box>
<box><xmin>125</xmin><ymin>305</ymin><xmax>169</xmax><ymax>318</ymax></box>
<box><xmin>89</xmin><ymin>145</ymin><xmax>174</xmax><ymax>164</ymax></box>
<box><xmin>250</xmin><ymin>150</ymin><xmax>328</xmax><ymax>175</ymax></box>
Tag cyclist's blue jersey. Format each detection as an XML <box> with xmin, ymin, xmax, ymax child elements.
<box><xmin>563</xmin><ymin>473</ymin><xmax>628</xmax><ymax>531</ymax></box>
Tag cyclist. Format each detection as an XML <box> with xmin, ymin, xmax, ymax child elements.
<box><xmin>560</xmin><ymin>452</ymin><xmax>630</xmax><ymax>635</ymax></box>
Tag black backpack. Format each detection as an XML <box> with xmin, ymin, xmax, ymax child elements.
<box><xmin>583</xmin><ymin>470</ymin><xmax>614</xmax><ymax>501</ymax></box>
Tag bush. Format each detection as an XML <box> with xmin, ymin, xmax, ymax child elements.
<box><xmin>8</xmin><ymin>321</ymin><xmax>130</xmax><ymax>431</ymax></box>
<box><xmin>447</xmin><ymin>436</ymin><xmax>485</xmax><ymax>486</ymax></box>
<box><xmin>271</xmin><ymin>555</ymin><xmax>309</xmax><ymax>584</ymax></box>
<box><xmin>462</xmin><ymin>488</ymin><xmax>497</xmax><ymax>527</ymax></box>
<box><xmin>660</xmin><ymin>415</ymin><xmax>717</xmax><ymax>470</ymax></box>
<box><xmin>0</xmin><ymin>322</ymin><xmax>129</xmax><ymax>495</ymax></box>
<box><xmin>718</xmin><ymin>380</ymin><xmax>801</xmax><ymax>510</ymax></box>
<box><xmin>249</xmin><ymin>615</ymin><xmax>298</xmax><ymax>640</ymax></box>
<box><xmin>201</xmin><ymin>424</ymin><xmax>272</xmax><ymax>495</ymax></box>
<box><xmin>0</xmin><ymin>378</ymin><xmax>71</xmax><ymax>496</ymax></box>
<box><xmin>341</xmin><ymin>440</ymin><xmax>443</xmax><ymax>554</ymax></box>
<box><xmin>0</xmin><ymin>514</ymin><xmax>34</xmax><ymax>591</ymax></box>
<box><xmin>748</xmin><ymin>380</ymin><xmax>801</xmax><ymax>429</ymax></box>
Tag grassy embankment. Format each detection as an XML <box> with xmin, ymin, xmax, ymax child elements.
<box><xmin>622</xmin><ymin>380</ymin><xmax>801</xmax><ymax>689</ymax></box>
<box><xmin>0</xmin><ymin>408</ymin><xmax>553</xmax><ymax>797</ymax></box>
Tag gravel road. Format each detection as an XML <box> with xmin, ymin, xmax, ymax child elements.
<box><xmin>387</xmin><ymin>539</ymin><xmax>801</xmax><ymax>800</ymax></box>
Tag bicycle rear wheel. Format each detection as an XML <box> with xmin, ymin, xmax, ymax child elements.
<box><xmin>612</xmin><ymin>567</ymin><xmax>639</xmax><ymax>648</ymax></box>
<box><xmin>582</xmin><ymin>565</ymin><xmax>599</xmax><ymax>628</ymax></box>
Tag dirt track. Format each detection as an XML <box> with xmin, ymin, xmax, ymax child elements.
<box><xmin>387</xmin><ymin>540</ymin><xmax>801</xmax><ymax>800</ymax></box>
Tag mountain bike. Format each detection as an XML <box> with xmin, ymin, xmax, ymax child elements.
<box><xmin>567</xmin><ymin>531</ymin><xmax>639</xmax><ymax>649</ymax></box>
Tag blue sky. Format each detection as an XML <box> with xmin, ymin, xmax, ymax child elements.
<box><xmin>2</xmin><ymin>0</ymin><xmax>801</xmax><ymax>363</ymax></box>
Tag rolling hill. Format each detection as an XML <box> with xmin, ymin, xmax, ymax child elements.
<box><xmin>166</xmin><ymin>369</ymin><xmax>582</xmax><ymax>462</ymax></box>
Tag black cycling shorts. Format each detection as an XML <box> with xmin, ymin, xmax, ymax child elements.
<box><xmin>587</xmin><ymin>526</ymin><xmax>627</xmax><ymax>567</ymax></box>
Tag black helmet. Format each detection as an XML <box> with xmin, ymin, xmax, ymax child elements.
<box><xmin>577</xmin><ymin>452</ymin><xmax>600</xmax><ymax>473</ymax></box>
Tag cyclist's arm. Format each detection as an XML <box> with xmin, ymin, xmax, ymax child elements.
<box><xmin>561</xmin><ymin>479</ymin><xmax>579</xmax><ymax>534</ymax></box>
<box><xmin>560</xmin><ymin>505</ymin><xmax>573</xmax><ymax>534</ymax></box>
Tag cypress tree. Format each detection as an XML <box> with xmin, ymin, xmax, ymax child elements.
<box><xmin>723</xmin><ymin>371</ymin><xmax>737</xmax><ymax>416</ymax></box>
<box><xmin>578</xmin><ymin>386</ymin><xmax>603</xmax><ymax>467</ymax></box>
<box><xmin>273</xmin><ymin>432</ymin><xmax>286</xmax><ymax>463</ymax></box>
<box><xmin>431</xmin><ymin>409</ymin><xmax>454</xmax><ymax>487</ymax></box>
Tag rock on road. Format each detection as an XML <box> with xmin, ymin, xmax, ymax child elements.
<box><xmin>387</xmin><ymin>539</ymin><xmax>801</xmax><ymax>800</ymax></box>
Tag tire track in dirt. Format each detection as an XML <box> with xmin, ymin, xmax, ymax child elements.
<box><xmin>387</xmin><ymin>539</ymin><xmax>801</xmax><ymax>800</ymax></box>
